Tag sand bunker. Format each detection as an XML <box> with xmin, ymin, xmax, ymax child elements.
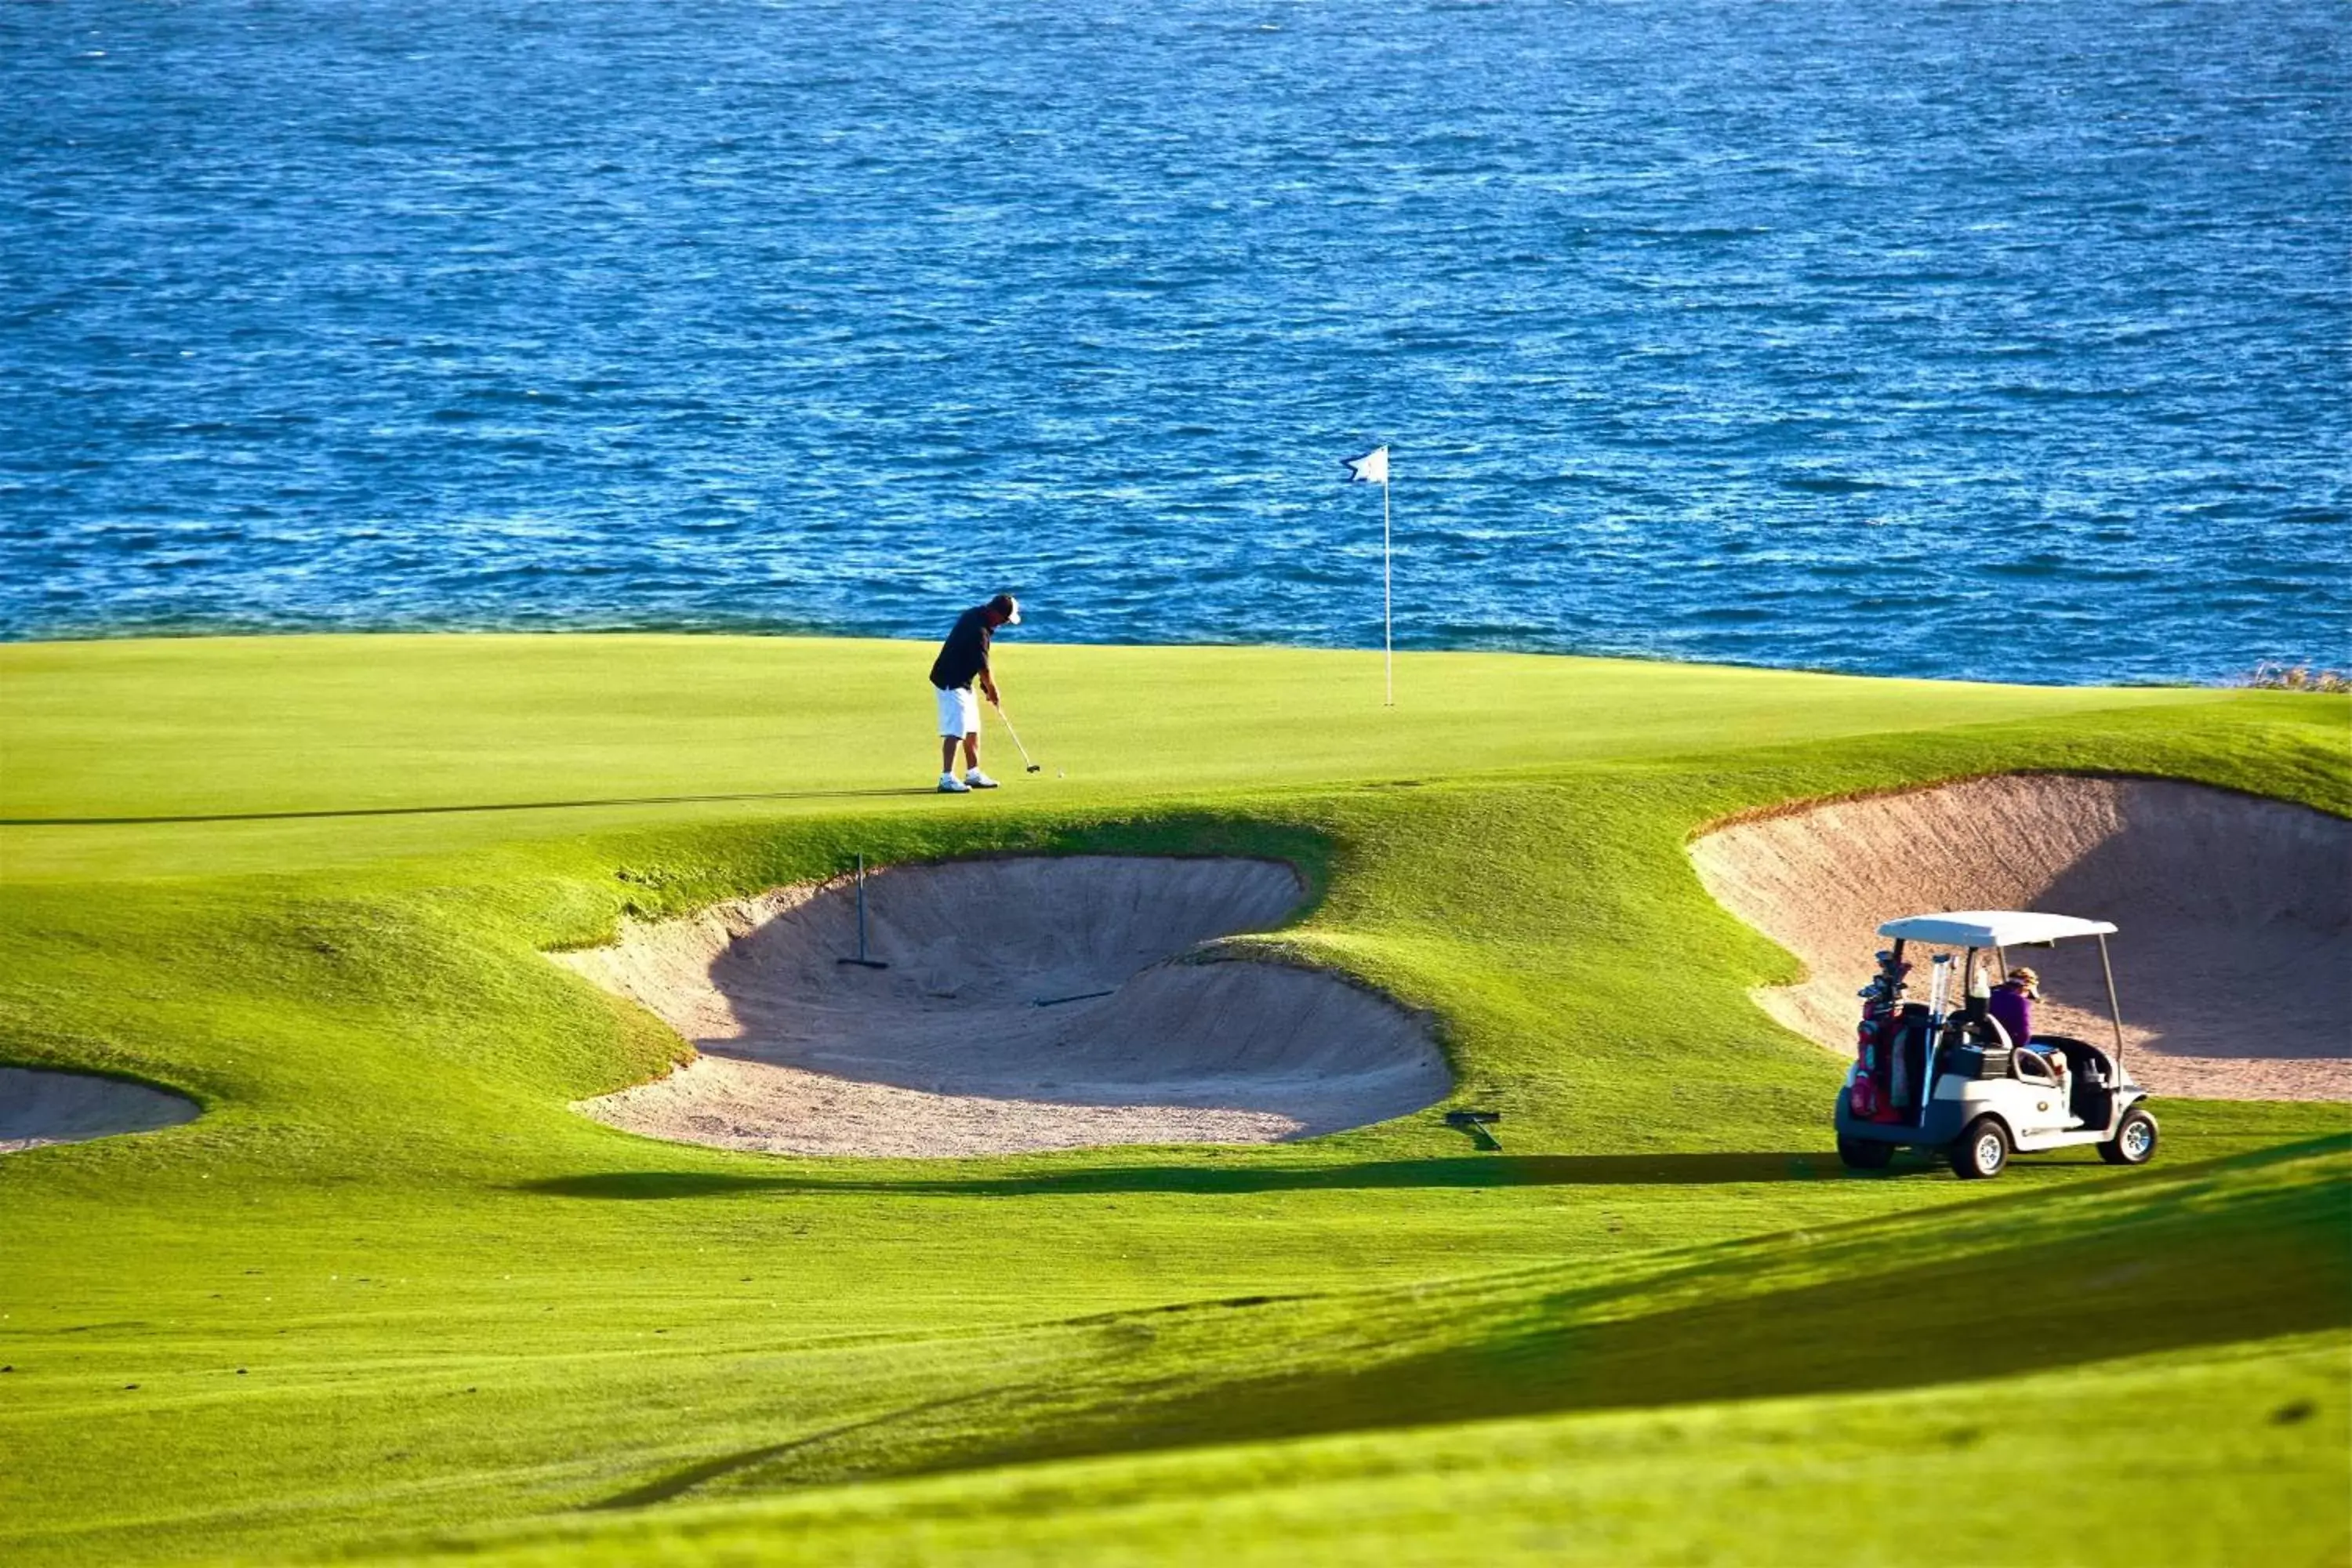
<box><xmin>1692</xmin><ymin>775</ymin><xmax>2351</xmax><ymax>1101</ymax></box>
<box><xmin>1</xmin><ymin>1068</ymin><xmax>199</xmax><ymax>1153</ymax></box>
<box><xmin>555</xmin><ymin>856</ymin><xmax>1450</xmax><ymax>1156</ymax></box>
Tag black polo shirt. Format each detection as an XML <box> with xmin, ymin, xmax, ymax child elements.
<box><xmin>929</xmin><ymin>606</ymin><xmax>993</xmax><ymax>690</ymax></box>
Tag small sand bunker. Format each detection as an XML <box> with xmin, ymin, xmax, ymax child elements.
<box><xmin>1692</xmin><ymin>775</ymin><xmax>2352</xmax><ymax>1101</ymax></box>
<box><xmin>555</xmin><ymin>856</ymin><xmax>1450</xmax><ymax>1156</ymax></box>
<box><xmin>1</xmin><ymin>1068</ymin><xmax>199</xmax><ymax>1153</ymax></box>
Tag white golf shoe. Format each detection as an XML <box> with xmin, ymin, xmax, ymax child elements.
<box><xmin>937</xmin><ymin>773</ymin><xmax>970</xmax><ymax>793</ymax></box>
<box><xmin>964</xmin><ymin>769</ymin><xmax>1001</xmax><ymax>789</ymax></box>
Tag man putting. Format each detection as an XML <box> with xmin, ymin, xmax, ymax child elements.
<box><xmin>930</xmin><ymin>593</ymin><xmax>1020</xmax><ymax>793</ymax></box>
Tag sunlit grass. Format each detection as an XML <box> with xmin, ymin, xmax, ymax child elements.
<box><xmin>0</xmin><ymin>635</ymin><xmax>2343</xmax><ymax>1565</ymax></box>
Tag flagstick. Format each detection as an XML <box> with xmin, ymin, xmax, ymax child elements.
<box><xmin>1382</xmin><ymin>476</ymin><xmax>1393</xmax><ymax>707</ymax></box>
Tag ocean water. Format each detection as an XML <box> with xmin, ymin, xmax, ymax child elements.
<box><xmin>4</xmin><ymin>0</ymin><xmax>2346</xmax><ymax>684</ymax></box>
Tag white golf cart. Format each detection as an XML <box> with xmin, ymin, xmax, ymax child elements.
<box><xmin>1833</xmin><ymin>911</ymin><xmax>2158</xmax><ymax>1179</ymax></box>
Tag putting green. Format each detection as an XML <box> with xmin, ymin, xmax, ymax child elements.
<box><xmin>0</xmin><ymin>634</ymin><xmax>2344</xmax><ymax>1566</ymax></box>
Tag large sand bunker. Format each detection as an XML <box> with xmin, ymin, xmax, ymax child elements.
<box><xmin>1</xmin><ymin>1068</ymin><xmax>199</xmax><ymax>1153</ymax></box>
<box><xmin>555</xmin><ymin>857</ymin><xmax>1450</xmax><ymax>1156</ymax></box>
<box><xmin>1692</xmin><ymin>775</ymin><xmax>2351</xmax><ymax>1101</ymax></box>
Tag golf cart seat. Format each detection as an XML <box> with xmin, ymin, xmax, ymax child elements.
<box><xmin>1935</xmin><ymin>1012</ymin><xmax>2014</xmax><ymax>1083</ymax></box>
<box><xmin>2037</xmin><ymin>1036</ymin><xmax>2103</xmax><ymax>1079</ymax></box>
<box><xmin>2037</xmin><ymin>1036</ymin><xmax>2116</xmax><ymax>1128</ymax></box>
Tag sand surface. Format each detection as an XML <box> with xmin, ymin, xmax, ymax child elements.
<box><xmin>1691</xmin><ymin>775</ymin><xmax>2351</xmax><ymax>1101</ymax></box>
<box><xmin>556</xmin><ymin>856</ymin><xmax>1450</xmax><ymax>1156</ymax></box>
<box><xmin>0</xmin><ymin>1067</ymin><xmax>199</xmax><ymax>1153</ymax></box>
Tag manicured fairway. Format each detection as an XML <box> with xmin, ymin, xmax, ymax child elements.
<box><xmin>0</xmin><ymin>635</ymin><xmax>2345</xmax><ymax>1566</ymax></box>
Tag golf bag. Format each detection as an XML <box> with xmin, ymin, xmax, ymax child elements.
<box><xmin>1850</xmin><ymin>950</ymin><xmax>1911</xmax><ymax>1123</ymax></box>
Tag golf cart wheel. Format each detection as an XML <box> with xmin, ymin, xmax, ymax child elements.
<box><xmin>1836</xmin><ymin>1134</ymin><xmax>1895</xmax><ymax>1171</ymax></box>
<box><xmin>2099</xmin><ymin>1107</ymin><xmax>2159</xmax><ymax>1167</ymax></box>
<box><xmin>1949</xmin><ymin>1117</ymin><xmax>2010</xmax><ymax>1180</ymax></box>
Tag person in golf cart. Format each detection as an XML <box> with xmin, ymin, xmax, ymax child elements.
<box><xmin>1986</xmin><ymin>965</ymin><xmax>2038</xmax><ymax>1058</ymax></box>
<box><xmin>929</xmin><ymin>593</ymin><xmax>1020</xmax><ymax>794</ymax></box>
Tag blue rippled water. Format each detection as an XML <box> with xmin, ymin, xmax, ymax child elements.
<box><xmin>5</xmin><ymin>0</ymin><xmax>2346</xmax><ymax>683</ymax></box>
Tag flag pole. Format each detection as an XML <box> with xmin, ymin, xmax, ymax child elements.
<box><xmin>1343</xmin><ymin>443</ymin><xmax>1394</xmax><ymax>707</ymax></box>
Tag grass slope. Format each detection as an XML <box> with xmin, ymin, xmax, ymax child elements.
<box><xmin>387</xmin><ymin>1331</ymin><xmax>2352</xmax><ymax>1568</ymax></box>
<box><xmin>0</xmin><ymin>634</ymin><xmax>2344</xmax><ymax>1566</ymax></box>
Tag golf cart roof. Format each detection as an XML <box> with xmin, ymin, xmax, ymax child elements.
<box><xmin>1876</xmin><ymin>911</ymin><xmax>2118</xmax><ymax>947</ymax></box>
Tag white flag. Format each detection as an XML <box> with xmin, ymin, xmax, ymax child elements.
<box><xmin>1343</xmin><ymin>445</ymin><xmax>1389</xmax><ymax>485</ymax></box>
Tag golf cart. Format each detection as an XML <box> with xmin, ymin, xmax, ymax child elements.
<box><xmin>1833</xmin><ymin>912</ymin><xmax>2157</xmax><ymax>1179</ymax></box>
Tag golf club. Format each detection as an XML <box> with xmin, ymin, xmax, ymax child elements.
<box><xmin>991</xmin><ymin>699</ymin><xmax>1043</xmax><ymax>773</ymax></box>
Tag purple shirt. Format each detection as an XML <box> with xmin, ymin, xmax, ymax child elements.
<box><xmin>1987</xmin><ymin>984</ymin><xmax>2033</xmax><ymax>1049</ymax></box>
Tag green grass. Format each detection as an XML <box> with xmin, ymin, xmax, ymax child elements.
<box><xmin>0</xmin><ymin>633</ymin><xmax>2346</xmax><ymax>1566</ymax></box>
<box><xmin>382</xmin><ymin>1330</ymin><xmax>2352</xmax><ymax>1567</ymax></box>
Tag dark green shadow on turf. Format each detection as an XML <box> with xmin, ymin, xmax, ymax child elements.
<box><xmin>588</xmin><ymin>1385</ymin><xmax>1014</xmax><ymax>1511</ymax></box>
<box><xmin>601</xmin><ymin>1142</ymin><xmax>2350</xmax><ymax>1507</ymax></box>
<box><xmin>521</xmin><ymin>1151</ymin><xmax>1918</xmax><ymax>1200</ymax></box>
<box><xmin>913</xmin><ymin>1158</ymin><xmax>2352</xmax><ymax>1489</ymax></box>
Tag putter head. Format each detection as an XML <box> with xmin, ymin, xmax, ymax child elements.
<box><xmin>1026</xmin><ymin>763</ymin><xmax>1042</xmax><ymax>773</ymax></box>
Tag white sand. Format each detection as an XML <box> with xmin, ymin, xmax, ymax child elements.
<box><xmin>555</xmin><ymin>856</ymin><xmax>1450</xmax><ymax>1156</ymax></box>
<box><xmin>0</xmin><ymin>1067</ymin><xmax>199</xmax><ymax>1153</ymax></box>
<box><xmin>1691</xmin><ymin>775</ymin><xmax>2352</xmax><ymax>1101</ymax></box>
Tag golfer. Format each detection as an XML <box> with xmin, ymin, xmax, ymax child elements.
<box><xmin>930</xmin><ymin>593</ymin><xmax>1020</xmax><ymax>793</ymax></box>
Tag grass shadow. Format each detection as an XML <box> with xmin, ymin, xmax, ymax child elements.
<box><xmin>939</xmin><ymin>1158</ymin><xmax>2352</xmax><ymax>1483</ymax></box>
<box><xmin>521</xmin><ymin>1150</ymin><xmax>1904</xmax><ymax>1201</ymax></box>
<box><xmin>666</xmin><ymin>1142</ymin><xmax>2352</xmax><ymax>1501</ymax></box>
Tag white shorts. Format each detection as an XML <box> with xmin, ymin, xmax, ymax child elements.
<box><xmin>935</xmin><ymin>683</ymin><xmax>979</xmax><ymax>738</ymax></box>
